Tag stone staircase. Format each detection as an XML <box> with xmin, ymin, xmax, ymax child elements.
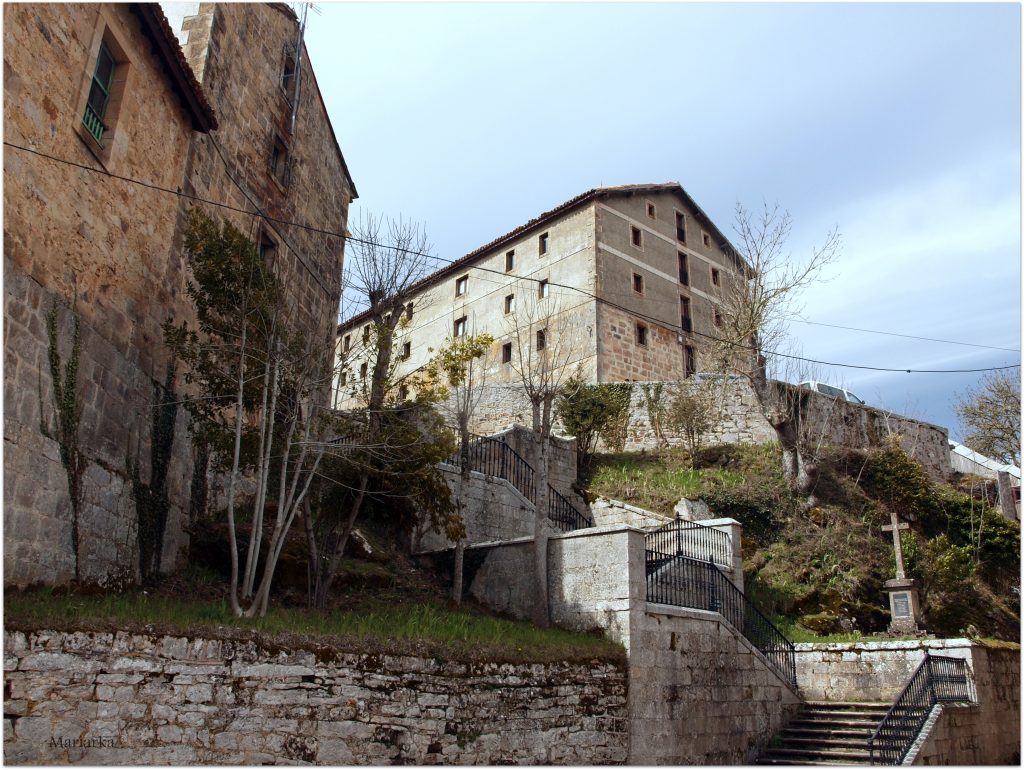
<box><xmin>756</xmin><ymin>701</ymin><xmax>890</xmax><ymax>765</ymax></box>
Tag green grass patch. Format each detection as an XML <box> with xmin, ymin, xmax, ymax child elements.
<box><xmin>4</xmin><ymin>588</ymin><xmax>625</xmax><ymax>665</ymax></box>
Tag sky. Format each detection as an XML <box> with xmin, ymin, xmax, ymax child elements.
<box><xmin>172</xmin><ymin>2</ymin><xmax>1022</xmax><ymax>440</ymax></box>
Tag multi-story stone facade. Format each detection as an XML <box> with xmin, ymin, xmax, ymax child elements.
<box><xmin>3</xmin><ymin>3</ymin><xmax>355</xmax><ymax>587</ymax></box>
<box><xmin>334</xmin><ymin>184</ymin><xmax>743</xmax><ymax>407</ymax></box>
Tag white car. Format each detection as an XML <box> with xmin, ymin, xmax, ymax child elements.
<box><xmin>799</xmin><ymin>380</ymin><xmax>865</xmax><ymax>405</ymax></box>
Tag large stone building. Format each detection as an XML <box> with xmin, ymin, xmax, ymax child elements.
<box><xmin>3</xmin><ymin>3</ymin><xmax>355</xmax><ymax>587</ymax></box>
<box><xmin>334</xmin><ymin>183</ymin><xmax>744</xmax><ymax>406</ymax></box>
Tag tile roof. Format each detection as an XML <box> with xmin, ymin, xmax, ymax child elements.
<box><xmin>339</xmin><ymin>182</ymin><xmax>742</xmax><ymax>330</ymax></box>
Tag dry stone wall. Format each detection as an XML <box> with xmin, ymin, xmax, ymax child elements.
<box><xmin>3</xmin><ymin>630</ymin><xmax>628</xmax><ymax>765</ymax></box>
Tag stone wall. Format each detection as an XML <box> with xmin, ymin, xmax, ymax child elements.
<box><xmin>415</xmin><ymin>464</ymin><xmax>534</xmax><ymax>553</ymax></box>
<box><xmin>3</xmin><ymin>629</ymin><xmax>628</xmax><ymax>765</ymax></box>
<box><xmin>459</xmin><ymin>378</ymin><xmax>952</xmax><ymax>479</ymax></box>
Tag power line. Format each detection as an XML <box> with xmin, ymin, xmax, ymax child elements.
<box><xmin>790</xmin><ymin>318</ymin><xmax>1021</xmax><ymax>354</ymax></box>
<box><xmin>8</xmin><ymin>140</ymin><xmax>1018</xmax><ymax>375</ymax></box>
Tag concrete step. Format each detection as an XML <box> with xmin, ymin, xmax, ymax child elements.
<box><xmin>759</xmin><ymin>747</ymin><xmax>872</xmax><ymax>763</ymax></box>
<box><xmin>776</xmin><ymin>735</ymin><xmax>873</xmax><ymax>751</ymax></box>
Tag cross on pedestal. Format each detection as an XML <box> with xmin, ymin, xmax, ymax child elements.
<box><xmin>881</xmin><ymin>511</ymin><xmax>910</xmax><ymax>580</ymax></box>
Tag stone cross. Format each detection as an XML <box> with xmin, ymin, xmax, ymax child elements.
<box><xmin>882</xmin><ymin>511</ymin><xmax>910</xmax><ymax>580</ymax></box>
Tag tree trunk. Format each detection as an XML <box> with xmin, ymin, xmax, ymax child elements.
<box><xmin>530</xmin><ymin>397</ymin><xmax>552</xmax><ymax>628</ymax></box>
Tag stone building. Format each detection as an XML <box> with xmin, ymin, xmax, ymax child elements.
<box><xmin>334</xmin><ymin>183</ymin><xmax>744</xmax><ymax>407</ymax></box>
<box><xmin>3</xmin><ymin>3</ymin><xmax>355</xmax><ymax>587</ymax></box>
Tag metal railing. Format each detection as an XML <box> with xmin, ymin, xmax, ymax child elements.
<box><xmin>868</xmin><ymin>653</ymin><xmax>973</xmax><ymax>765</ymax></box>
<box><xmin>647</xmin><ymin>518</ymin><xmax>732</xmax><ymax>567</ymax></box>
<box><xmin>446</xmin><ymin>433</ymin><xmax>535</xmax><ymax>502</ymax></box>
<box><xmin>645</xmin><ymin>550</ymin><xmax>796</xmax><ymax>687</ymax></box>
<box><xmin>548</xmin><ymin>485</ymin><xmax>592</xmax><ymax>532</ymax></box>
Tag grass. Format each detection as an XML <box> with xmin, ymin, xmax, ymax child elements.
<box><xmin>4</xmin><ymin>587</ymin><xmax>625</xmax><ymax>665</ymax></box>
<box><xmin>587</xmin><ymin>450</ymin><xmax>742</xmax><ymax>515</ymax></box>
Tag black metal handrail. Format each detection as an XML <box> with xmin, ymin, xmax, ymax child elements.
<box><xmin>868</xmin><ymin>653</ymin><xmax>973</xmax><ymax>765</ymax></box>
<box><xmin>647</xmin><ymin>517</ymin><xmax>732</xmax><ymax>567</ymax></box>
<box><xmin>446</xmin><ymin>433</ymin><xmax>535</xmax><ymax>502</ymax></box>
<box><xmin>645</xmin><ymin>550</ymin><xmax>796</xmax><ymax>687</ymax></box>
<box><xmin>548</xmin><ymin>485</ymin><xmax>592</xmax><ymax>532</ymax></box>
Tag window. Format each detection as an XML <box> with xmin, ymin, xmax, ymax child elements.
<box><xmin>502</xmin><ymin>342</ymin><xmax>513</xmax><ymax>364</ymax></box>
<box><xmin>538</xmin><ymin>280</ymin><xmax>549</xmax><ymax>299</ymax></box>
<box><xmin>702</xmin><ymin>231</ymin><xmax>711</xmax><ymax>247</ymax></box>
<box><xmin>647</xmin><ymin>202</ymin><xmax>656</xmax><ymax>219</ymax></box>
<box><xmin>632</xmin><ymin>273</ymin><xmax>644</xmax><ymax>295</ymax></box>
<box><xmin>402</xmin><ymin>341</ymin><xmax>411</xmax><ymax>360</ymax></box>
<box><xmin>270</xmin><ymin>136</ymin><xmax>288</xmax><ymax>185</ymax></box>
<box><xmin>539</xmin><ymin>232</ymin><xmax>549</xmax><ymax>255</ymax></box>
<box><xmin>455</xmin><ymin>275</ymin><xmax>468</xmax><ymax>296</ymax></box>
<box><xmin>362</xmin><ymin>324</ymin><xmax>370</xmax><ymax>342</ymax></box>
<box><xmin>684</xmin><ymin>345</ymin><xmax>696</xmax><ymax>378</ymax></box>
<box><xmin>454</xmin><ymin>316</ymin><xmax>467</xmax><ymax>337</ymax></box>
<box><xmin>678</xmin><ymin>252</ymin><xmax>689</xmax><ymax>285</ymax></box>
<box><xmin>398</xmin><ymin>384</ymin><xmax>409</xmax><ymax>401</ymax></box>
<box><xmin>630</xmin><ymin>225</ymin><xmax>643</xmax><ymax>248</ymax></box>
<box><xmin>536</xmin><ymin>329</ymin><xmax>547</xmax><ymax>351</ymax></box>
<box><xmin>281</xmin><ymin>47</ymin><xmax>297</xmax><ymax>95</ymax></box>
<box><xmin>405</xmin><ymin>302</ymin><xmax>414</xmax><ymax>320</ymax></box>
<box><xmin>675</xmin><ymin>211</ymin><xmax>687</xmax><ymax>242</ymax></box>
<box><xmin>83</xmin><ymin>40</ymin><xmax>116</xmax><ymax>144</ymax></box>
<box><xmin>636</xmin><ymin>322</ymin><xmax>649</xmax><ymax>347</ymax></box>
<box><xmin>359</xmin><ymin>362</ymin><xmax>367</xmax><ymax>380</ymax></box>
<box><xmin>342</xmin><ymin>334</ymin><xmax>351</xmax><ymax>352</ymax></box>
<box><xmin>505</xmin><ymin>250</ymin><xmax>515</xmax><ymax>271</ymax></box>
<box><xmin>713</xmin><ymin>309</ymin><xmax>723</xmax><ymax>328</ymax></box>
<box><xmin>258</xmin><ymin>230</ymin><xmax>277</xmax><ymax>262</ymax></box>
<box><xmin>711</xmin><ymin>268</ymin><xmax>721</xmax><ymax>287</ymax></box>
<box><xmin>680</xmin><ymin>296</ymin><xmax>692</xmax><ymax>333</ymax></box>
<box><xmin>339</xmin><ymin>371</ymin><xmax>347</xmax><ymax>387</ymax></box>
<box><xmin>504</xmin><ymin>294</ymin><xmax>514</xmax><ymax>314</ymax></box>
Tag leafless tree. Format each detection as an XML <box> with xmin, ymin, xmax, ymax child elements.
<box><xmin>955</xmin><ymin>371</ymin><xmax>1021</xmax><ymax>465</ymax></box>
<box><xmin>504</xmin><ymin>290</ymin><xmax>586</xmax><ymax>627</ymax></box>
<box><xmin>708</xmin><ymin>202</ymin><xmax>841</xmax><ymax>496</ymax></box>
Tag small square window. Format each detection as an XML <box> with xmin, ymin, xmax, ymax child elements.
<box><xmin>711</xmin><ymin>268</ymin><xmax>721</xmax><ymax>287</ymax></box>
<box><xmin>538</xmin><ymin>280</ymin><xmax>549</xmax><ymax>299</ymax></box>
<box><xmin>536</xmin><ymin>329</ymin><xmax>547</xmax><ymax>351</ymax></box>
<box><xmin>504</xmin><ymin>294</ymin><xmax>514</xmax><ymax>314</ymax></box>
<box><xmin>678</xmin><ymin>252</ymin><xmax>689</xmax><ymax>285</ymax></box>
<box><xmin>343</xmin><ymin>334</ymin><xmax>351</xmax><ymax>352</ymax></box>
<box><xmin>502</xmin><ymin>342</ymin><xmax>513</xmax><ymax>364</ymax></box>
<box><xmin>539</xmin><ymin>232</ymin><xmax>549</xmax><ymax>255</ymax></box>
<box><xmin>360</xmin><ymin>362</ymin><xmax>368</xmax><ymax>380</ymax></box>
<box><xmin>647</xmin><ymin>202</ymin><xmax>656</xmax><ymax>219</ymax></box>
<box><xmin>454</xmin><ymin>316</ymin><xmax>467</xmax><ymax>337</ymax></box>
<box><xmin>636</xmin><ymin>322</ymin><xmax>648</xmax><ymax>347</ymax></box>
<box><xmin>702</xmin><ymin>232</ymin><xmax>711</xmax><ymax>247</ymax></box>
<box><xmin>632</xmin><ymin>273</ymin><xmax>644</xmax><ymax>295</ymax></box>
<box><xmin>406</xmin><ymin>302</ymin><xmax>414</xmax><ymax>320</ymax></box>
<box><xmin>631</xmin><ymin>226</ymin><xmax>643</xmax><ymax>248</ymax></box>
<box><xmin>455</xmin><ymin>275</ymin><xmax>468</xmax><ymax>296</ymax></box>
<box><xmin>713</xmin><ymin>309</ymin><xmax>723</xmax><ymax>328</ymax></box>
<box><xmin>505</xmin><ymin>250</ymin><xmax>515</xmax><ymax>271</ymax></box>
<box><xmin>402</xmin><ymin>341</ymin><xmax>411</xmax><ymax>360</ymax></box>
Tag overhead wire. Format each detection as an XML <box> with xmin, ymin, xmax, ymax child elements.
<box><xmin>6</xmin><ymin>140</ymin><xmax>1018</xmax><ymax>375</ymax></box>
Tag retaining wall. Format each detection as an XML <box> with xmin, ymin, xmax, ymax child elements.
<box><xmin>2</xmin><ymin>630</ymin><xmax>628</xmax><ymax>765</ymax></box>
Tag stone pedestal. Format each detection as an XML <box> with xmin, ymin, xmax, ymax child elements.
<box><xmin>883</xmin><ymin>578</ymin><xmax>923</xmax><ymax>634</ymax></box>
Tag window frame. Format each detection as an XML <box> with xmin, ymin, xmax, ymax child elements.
<box><xmin>539</xmin><ymin>232</ymin><xmax>549</xmax><ymax>256</ymax></box>
<box><xmin>504</xmin><ymin>293</ymin><xmax>515</xmax><ymax>314</ymax></box>
<box><xmin>402</xmin><ymin>340</ymin><xmax>411</xmax><ymax>360</ymax></box>
<box><xmin>455</xmin><ymin>275</ymin><xmax>469</xmax><ymax>297</ymax></box>
<box><xmin>453</xmin><ymin>316</ymin><xmax>467</xmax><ymax>338</ymax></box>
<box><xmin>505</xmin><ymin>250</ymin><xmax>515</xmax><ymax>272</ymax></box>
<box><xmin>538</xmin><ymin>279</ymin><xmax>549</xmax><ymax>300</ymax></box>
<box><xmin>502</xmin><ymin>342</ymin><xmax>513</xmax><ymax>364</ymax></box>
<box><xmin>635</xmin><ymin>321</ymin><xmax>649</xmax><ymax>347</ymax></box>
<box><xmin>630</xmin><ymin>225</ymin><xmax>643</xmax><ymax>249</ymax></box>
<box><xmin>536</xmin><ymin>329</ymin><xmax>547</xmax><ymax>352</ymax></box>
<box><xmin>711</xmin><ymin>267</ymin><xmax>721</xmax><ymax>287</ymax></box>
<box><xmin>632</xmin><ymin>272</ymin><xmax>645</xmax><ymax>295</ymax></box>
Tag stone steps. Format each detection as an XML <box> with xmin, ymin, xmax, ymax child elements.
<box><xmin>755</xmin><ymin>701</ymin><xmax>889</xmax><ymax>766</ymax></box>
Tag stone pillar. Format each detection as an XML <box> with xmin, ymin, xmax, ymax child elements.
<box><xmin>996</xmin><ymin>471</ymin><xmax>1019</xmax><ymax>521</ymax></box>
<box><xmin>882</xmin><ymin>578</ymin><xmax>923</xmax><ymax>634</ymax></box>
<box><xmin>697</xmin><ymin>516</ymin><xmax>744</xmax><ymax>594</ymax></box>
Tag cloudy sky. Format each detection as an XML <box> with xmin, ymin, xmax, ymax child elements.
<box><xmin>171</xmin><ymin>2</ymin><xmax>1022</xmax><ymax>438</ymax></box>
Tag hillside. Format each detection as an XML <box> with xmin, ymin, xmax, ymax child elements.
<box><xmin>584</xmin><ymin>439</ymin><xmax>1020</xmax><ymax>641</ymax></box>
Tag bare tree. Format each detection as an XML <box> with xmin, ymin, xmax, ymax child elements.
<box><xmin>955</xmin><ymin>371</ymin><xmax>1021</xmax><ymax>465</ymax></box>
<box><xmin>505</xmin><ymin>291</ymin><xmax>585</xmax><ymax>627</ymax></box>
<box><xmin>666</xmin><ymin>376</ymin><xmax>724</xmax><ymax>463</ymax></box>
<box><xmin>708</xmin><ymin>202</ymin><xmax>841</xmax><ymax>495</ymax></box>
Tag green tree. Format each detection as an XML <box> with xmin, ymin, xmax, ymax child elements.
<box><xmin>665</xmin><ymin>378</ymin><xmax>724</xmax><ymax>463</ymax></box>
<box><xmin>555</xmin><ymin>376</ymin><xmax>632</xmax><ymax>478</ymax></box>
